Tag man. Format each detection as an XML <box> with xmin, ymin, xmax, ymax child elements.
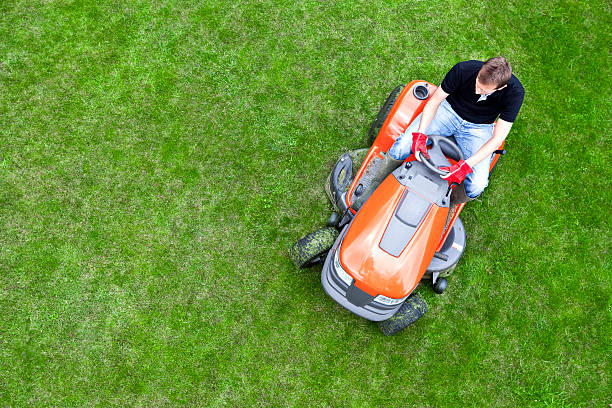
<box><xmin>354</xmin><ymin>57</ymin><xmax>524</xmax><ymax>210</ymax></box>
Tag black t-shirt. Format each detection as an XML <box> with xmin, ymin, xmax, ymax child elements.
<box><xmin>440</xmin><ymin>60</ymin><xmax>525</xmax><ymax>124</ymax></box>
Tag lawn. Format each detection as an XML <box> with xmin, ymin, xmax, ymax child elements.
<box><xmin>0</xmin><ymin>0</ymin><xmax>610</xmax><ymax>406</ymax></box>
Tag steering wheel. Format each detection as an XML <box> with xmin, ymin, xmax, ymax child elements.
<box><xmin>415</xmin><ymin>135</ymin><xmax>464</xmax><ymax>175</ymax></box>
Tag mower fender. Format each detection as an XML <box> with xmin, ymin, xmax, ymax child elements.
<box><xmin>425</xmin><ymin>217</ymin><xmax>466</xmax><ymax>279</ymax></box>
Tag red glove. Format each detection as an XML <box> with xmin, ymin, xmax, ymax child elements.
<box><xmin>411</xmin><ymin>132</ymin><xmax>430</xmax><ymax>160</ymax></box>
<box><xmin>440</xmin><ymin>160</ymin><xmax>473</xmax><ymax>184</ymax></box>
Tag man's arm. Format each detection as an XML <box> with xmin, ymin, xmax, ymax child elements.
<box><xmin>464</xmin><ymin>118</ymin><xmax>513</xmax><ymax>168</ymax></box>
<box><xmin>416</xmin><ymin>86</ymin><xmax>449</xmax><ymax>134</ymax></box>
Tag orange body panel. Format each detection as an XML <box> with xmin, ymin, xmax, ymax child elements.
<box><xmin>339</xmin><ymin>80</ymin><xmax>508</xmax><ymax>299</ymax></box>
<box><xmin>340</xmin><ymin>176</ymin><xmax>449</xmax><ymax>299</ymax></box>
<box><xmin>346</xmin><ymin>81</ymin><xmax>436</xmax><ymax>211</ymax></box>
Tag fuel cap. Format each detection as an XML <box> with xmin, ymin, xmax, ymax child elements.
<box><xmin>413</xmin><ymin>84</ymin><xmax>429</xmax><ymax>100</ymax></box>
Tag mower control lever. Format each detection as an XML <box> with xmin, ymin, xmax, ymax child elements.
<box><xmin>445</xmin><ymin>182</ymin><xmax>459</xmax><ymax>197</ymax></box>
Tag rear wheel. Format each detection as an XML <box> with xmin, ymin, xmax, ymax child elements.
<box><xmin>368</xmin><ymin>85</ymin><xmax>405</xmax><ymax>144</ymax></box>
<box><xmin>289</xmin><ymin>227</ymin><xmax>339</xmax><ymax>269</ymax></box>
<box><xmin>378</xmin><ymin>293</ymin><xmax>428</xmax><ymax>336</ymax></box>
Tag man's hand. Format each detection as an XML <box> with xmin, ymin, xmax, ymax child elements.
<box><xmin>440</xmin><ymin>160</ymin><xmax>473</xmax><ymax>184</ymax></box>
<box><xmin>411</xmin><ymin>132</ymin><xmax>430</xmax><ymax>161</ymax></box>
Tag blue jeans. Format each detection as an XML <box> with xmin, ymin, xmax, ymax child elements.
<box><xmin>388</xmin><ymin>99</ymin><xmax>494</xmax><ymax>198</ymax></box>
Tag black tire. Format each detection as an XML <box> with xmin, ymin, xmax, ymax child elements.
<box><xmin>289</xmin><ymin>227</ymin><xmax>339</xmax><ymax>269</ymax></box>
<box><xmin>368</xmin><ymin>85</ymin><xmax>405</xmax><ymax>145</ymax></box>
<box><xmin>433</xmin><ymin>277</ymin><xmax>448</xmax><ymax>294</ymax></box>
<box><xmin>377</xmin><ymin>293</ymin><xmax>428</xmax><ymax>336</ymax></box>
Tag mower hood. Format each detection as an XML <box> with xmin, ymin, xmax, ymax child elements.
<box><xmin>339</xmin><ymin>169</ymin><xmax>449</xmax><ymax>299</ymax></box>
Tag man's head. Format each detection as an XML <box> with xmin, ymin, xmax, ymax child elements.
<box><xmin>475</xmin><ymin>56</ymin><xmax>512</xmax><ymax>95</ymax></box>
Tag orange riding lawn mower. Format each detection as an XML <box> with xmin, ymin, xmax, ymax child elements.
<box><xmin>289</xmin><ymin>81</ymin><xmax>506</xmax><ymax>336</ymax></box>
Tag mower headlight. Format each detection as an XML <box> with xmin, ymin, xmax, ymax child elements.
<box><xmin>333</xmin><ymin>248</ymin><xmax>354</xmax><ymax>286</ymax></box>
<box><xmin>374</xmin><ymin>294</ymin><xmax>407</xmax><ymax>306</ymax></box>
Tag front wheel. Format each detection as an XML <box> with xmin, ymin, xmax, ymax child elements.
<box><xmin>289</xmin><ymin>227</ymin><xmax>339</xmax><ymax>269</ymax></box>
<box><xmin>377</xmin><ymin>293</ymin><xmax>428</xmax><ymax>336</ymax></box>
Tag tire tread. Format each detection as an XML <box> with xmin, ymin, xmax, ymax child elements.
<box><xmin>378</xmin><ymin>293</ymin><xmax>428</xmax><ymax>336</ymax></box>
<box><xmin>289</xmin><ymin>227</ymin><xmax>339</xmax><ymax>268</ymax></box>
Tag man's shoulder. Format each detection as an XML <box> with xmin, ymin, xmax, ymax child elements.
<box><xmin>442</xmin><ymin>60</ymin><xmax>481</xmax><ymax>94</ymax></box>
<box><xmin>460</xmin><ymin>59</ymin><xmax>484</xmax><ymax>67</ymax></box>
<box><xmin>506</xmin><ymin>75</ymin><xmax>525</xmax><ymax>97</ymax></box>
<box><xmin>443</xmin><ymin>60</ymin><xmax>482</xmax><ymax>86</ymax></box>
<box><xmin>454</xmin><ymin>60</ymin><xmax>484</xmax><ymax>72</ymax></box>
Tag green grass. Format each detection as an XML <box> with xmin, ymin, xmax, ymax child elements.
<box><xmin>0</xmin><ymin>0</ymin><xmax>610</xmax><ymax>406</ymax></box>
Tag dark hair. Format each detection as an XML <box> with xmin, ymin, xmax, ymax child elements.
<box><xmin>478</xmin><ymin>56</ymin><xmax>512</xmax><ymax>87</ymax></box>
